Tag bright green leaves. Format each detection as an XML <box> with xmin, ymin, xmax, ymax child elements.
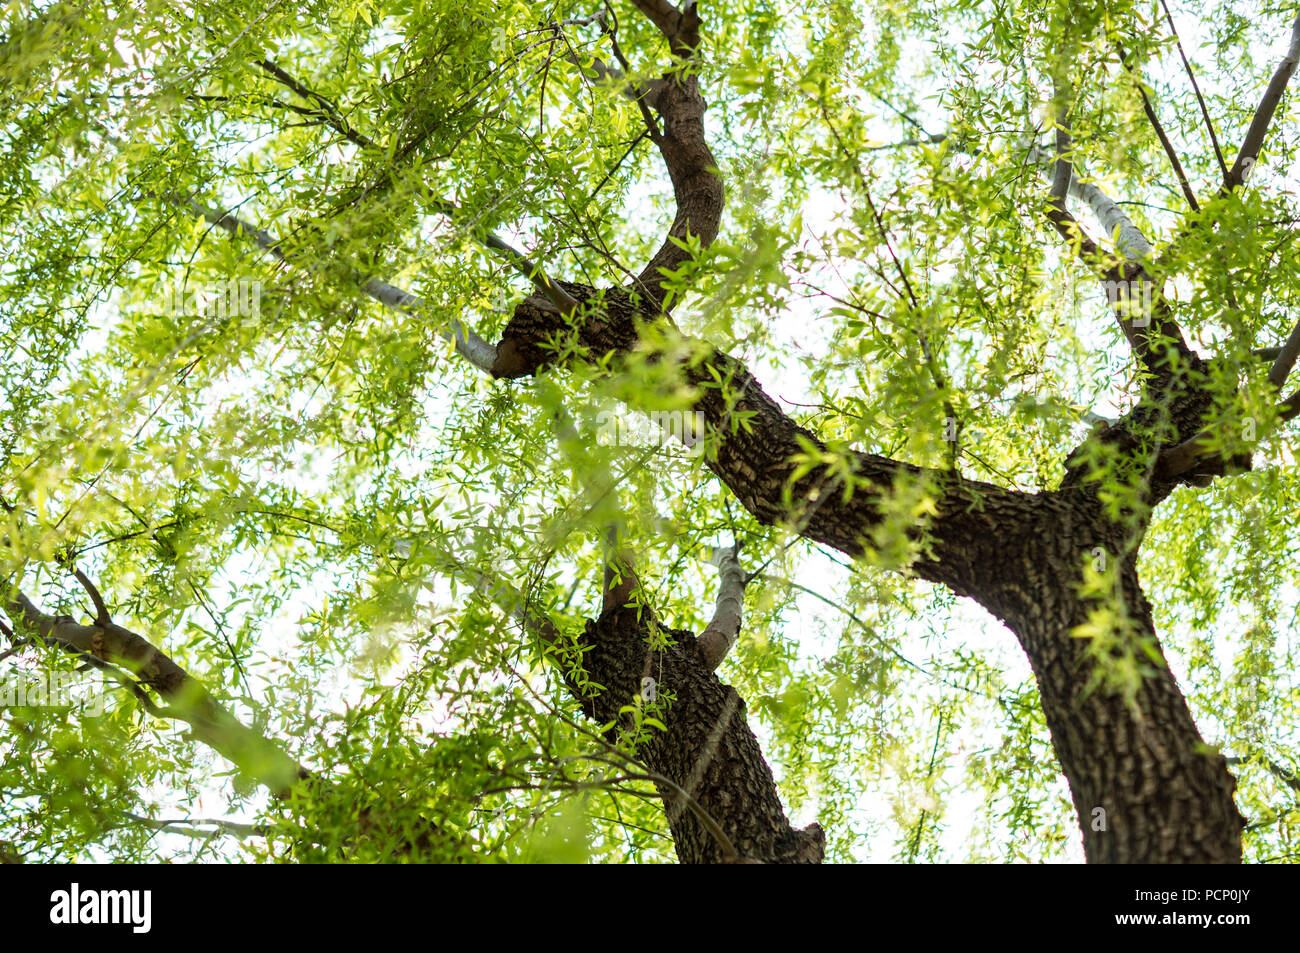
<box><xmin>3</xmin><ymin>0</ymin><xmax>1299</xmax><ymax>866</ymax></box>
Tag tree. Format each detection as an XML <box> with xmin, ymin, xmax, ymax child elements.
<box><xmin>1</xmin><ymin>0</ymin><xmax>1297</xmax><ymax>864</ymax></box>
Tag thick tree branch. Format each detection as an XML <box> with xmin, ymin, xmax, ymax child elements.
<box><xmin>492</xmin><ymin>284</ymin><xmax>1028</xmax><ymax>599</ymax></box>
<box><xmin>630</xmin><ymin>0</ymin><xmax>700</xmax><ymax>58</ymax></box>
<box><xmin>1031</xmin><ymin>140</ymin><xmax>1143</xmax><ymax>258</ymax></box>
<box><xmin>4</xmin><ymin>579</ymin><xmax>462</xmax><ymax>859</ymax></box>
<box><xmin>1266</xmin><ymin>314</ymin><xmax>1300</xmax><ymax>389</ymax></box>
<box><xmin>1155</xmin><ymin>13</ymin><xmax>1300</xmax><ymax>277</ymax></box>
<box><xmin>1039</xmin><ymin>88</ymin><xmax>1192</xmax><ymax>370</ymax></box>
<box><xmin>601</xmin><ymin>525</ymin><xmax>642</xmax><ymax>615</ymax></box>
<box><xmin>1042</xmin><ymin>117</ymin><xmax>1113</xmax><ymax>280</ymax></box>
<box><xmin>70</xmin><ymin>567</ymin><xmax>111</xmax><ymax>627</ymax></box>
<box><xmin>569</xmin><ymin>601</ymin><xmax>822</xmax><ymax>863</ymax></box>
<box><xmin>452</xmin><ymin>523</ymin><xmax>818</xmax><ymax>862</ymax></box>
<box><xmin>1153</xmin><ymin>312</ymin><xmax>1300</xmax><ymax>482</ymax></box>
<box><xmin>627</xmin><ymin>0</ymin><xmax>722</xmax><ymax>306</ymax></box>
<box><xmin>117</xmin><ymin>813</ymin><xmax>271</xmax><ymax>840</ymax></box>
<box><xmin>1280</xmin><ymin>387</ymin><xmax>1300</xmax><ymax>422</ymax></box>
<box><xmin>1119</xmin><ymin>14</ymin><xmax>1300</xmax><ymax>487</ymax></box>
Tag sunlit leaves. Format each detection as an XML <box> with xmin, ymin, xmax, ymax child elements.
<box><xmin>1</xmin><ymin>0</ymin><xmax>1298</xmax><ymax>865</ymax></box>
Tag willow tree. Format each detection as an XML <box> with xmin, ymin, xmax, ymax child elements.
<box><xmin>1</xmin><ymin>0</ymin><xmax>1298</xmax><ymax>865</ymax></box>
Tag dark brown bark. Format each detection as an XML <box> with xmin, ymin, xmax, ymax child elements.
<box><xmin>563</xmin><ymin>601</ymin><xmax>824</xmax><ymax>863</ymax></box>
<box><xmin>488</xmin><ymin>259</ymin><xmax>1246</xmax><ymax>861</ymax></box>
<box><xmin>945</xmin><ymin>490</ymin><xmax>1245</xmax><ymax>862</ymax></box>
<box><xmin>190</xmin><ymin>0</ymin><xmax>1260</xmax><ymax>865</ymax></box>
<box><xmin>512</xmin><ymin>3</ymin><xmax>1257</xmax><ymax>858</ymax></box>
<box><xmin>634</xmin><ymin>70</ymin><xmax>722</xmax><ymax>306</ymax></box>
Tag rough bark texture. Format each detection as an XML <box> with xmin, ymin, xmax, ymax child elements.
<box><xmin>635</xmin><ymin>71</ymin><xmax>723</xmax><ymax>305</ymax></box>
<box><xmin>491</xmin><ymin>273</ymin><xmax>1247</xmax><ymax>862</ymax></box>
<box><xmin>564</xmin><ymin>602</ymin><xmax>824</xmax><ymax>864</ymax></box>
<box><xmin>949</xmin><ymin>491</ymin><xmax>1245</xmax><ymax>862</ymax></box>
<box><xmin>370</xmin><ymin>0</ymin><xmax>1285</xmax><ymax>862</ymax></box>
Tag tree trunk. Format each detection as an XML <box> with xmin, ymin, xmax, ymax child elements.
<box><xmin>951</xmin><ymin>490</ymin><xmax>1245</xmax><ymax>862</ymax></box>
<box><xmin>493</xmin><ymin>283</ymin><xmax>1246</xmax><ymax>862</ymax></box>
<box><xmin>563</xmin><ymin>603</ymin><xmax>825</xmax><ymax>864</ymax></box>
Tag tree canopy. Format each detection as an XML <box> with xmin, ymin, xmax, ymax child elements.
<box><xmin>1</xmin><ymin>0</ymin><xmax>1298</xmax><ymax>864</ymax></box>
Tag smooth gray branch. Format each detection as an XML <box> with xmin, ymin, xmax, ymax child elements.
<box><xmin>696</xmin><ymin>544</ymin><xmax>745</xmax><ymax>670</ymax></box>
<box><xmin>176</xmin><ymin>196</ymin><xmax>500</xmax><ymax>372</ymax></box>
<box><xmin>1226</xmin><ymin>12</ymin><xmax>1300</xmax><ymax>189</ymax></box>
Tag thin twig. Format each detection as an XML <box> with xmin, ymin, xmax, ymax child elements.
<box><xmin>1159</xmin><ymin>0</ymin><xmax>1228</xmax><ymax>178</ymax></box>
<box><xmin>1115</xmin><ymin>43</ymin><xmax>1199</xmax><ymax>211</ymax></box>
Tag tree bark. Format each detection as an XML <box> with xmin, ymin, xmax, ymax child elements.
<box><xmin>490</xmin><ymin>279</ymin><xmax>1246</xmax><ymax>862</ymax></box>
<box><xmin>563</xmin><ymin>602</ymin><xmax>825</xmax><ymax>864</ymax></box>
<box><xmin>947</xmin><ymin>490</ymin><xmax>1245</xmax><ymax>862</ymax></box>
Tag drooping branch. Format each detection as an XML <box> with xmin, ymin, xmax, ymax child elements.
<box><xmin>253</xmin><ymin>57</ymin><xmax>373</xmax><ymax>151</ymax></box>
<box><xmin>562</xmin><ymin>15</ymin><xmax>667</xmax><ymax>136</ymax></box>
<box><xmin>1159</xmin><ymin>0</ymin><xmax>1229</xmax><ymax>179</ymax></box>
<box><xmin>1115</xmin><ymin>43</ymin><xmax>1200</xmax><ymax>212</ymax></box>
<box><xmin>172</xmin><ymin>195</ymin><xmax>500</xmax><ymax>372</ymax></box>
<box><xmin>1144</xmin><ymin>14</ymin><xmax>1300</xmax><ymax>481</ymax></box>
<box><xmin>1154</xmin><ymin>13</ymin><xmax>1300</xmax><ymax>276</ymax></box>
<box><xmin>1094</xmin><ymin>14</ymin><xmax>1300</xmax><ymax>488</ymax></box>
<box><xmin>4</xmin><ymin>590</ymin><xmax>309</xmax><ymax>796</ymax></box>
<box><xmin>239</xmin><ymin>56</ymin><xmax>584</xmax><ymax>315</ymax></box>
